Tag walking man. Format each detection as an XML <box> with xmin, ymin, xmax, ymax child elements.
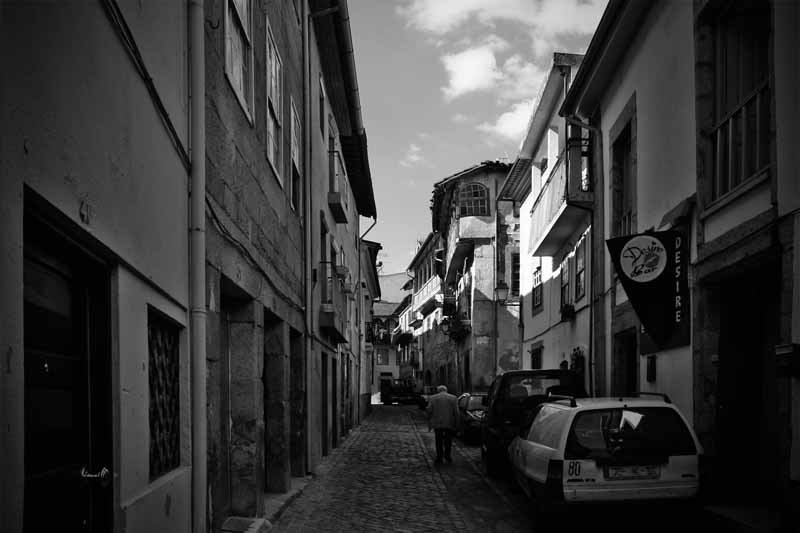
<box><xmin>425</xmin><ymin>385</ymin><xmax>460</xmax><ymax>463</ymax></box>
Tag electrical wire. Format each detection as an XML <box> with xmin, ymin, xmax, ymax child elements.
<box><xmin>100</xmin><ymin>0</ymin><xmax>191</xmax><ymax>172</ymax></box>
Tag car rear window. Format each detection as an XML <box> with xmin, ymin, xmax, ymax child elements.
<box><xmin>528</xmin><ymin>405</ymin><xmax>571</xmax><ymax>449</ymax></box>
<box><xmin>505</xmin><ymin>375</ymin><xmax>564</xmax><ymax>400</ymax></box>
<box><xmin>565</xmin><ymin>407</ymin><xmax>696</xmax><ymax>460</ymax></box>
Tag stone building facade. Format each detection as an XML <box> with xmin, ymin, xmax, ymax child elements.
<box><xmin>427</xmin><ymin>161</ymin><xmax>519</xmax><ymax>392</ymax></box>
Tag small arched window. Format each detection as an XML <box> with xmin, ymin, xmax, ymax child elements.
<box><xmin>459</xmin><ymin>183</ymin><xmax>489</xmax><ymax>216</ymax></box>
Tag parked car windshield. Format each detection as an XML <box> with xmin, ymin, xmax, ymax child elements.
<box><xmin>565</xmin><ymin>407</ymin><xmax>696</xmax><ymax>460</ymax></box>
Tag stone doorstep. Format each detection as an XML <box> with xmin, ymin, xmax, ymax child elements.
<box><xmin>262</xmin><ymin>476</ymin><xmax>313</xmax><ymax>529</ymax></box>
<box><xmin>221</xmin><ymin>516</ymin><xmax>269</xmax><ymax>533</ymax></box>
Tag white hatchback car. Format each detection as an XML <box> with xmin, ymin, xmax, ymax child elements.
<box><xmin>508</xmin><ymin>394</ymin><xmax>702</xmax><ymax>512</ymax></box>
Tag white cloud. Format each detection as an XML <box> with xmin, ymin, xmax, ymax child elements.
<box><xmin>452</xmin><ymin>113</ymin><xmax>472</xmax><ymax>123</ymax></box>
<box><xmin>498</xmin><ymin>54</ymin><xmax>547</xmax><ymax>101</ymax></box>
<box><xmin>400</xmin><ymin>143</ymin><xmax>425</xmax><ymax>167</ymax></box>
<box><xmin>398</xmin><ymin>0</ymin><xmax>606</xmax><ymax>59</ymax></box>
<box><xmin>440</xmin><ymin>35</ymin><xmax>510</xmax><ymax>100</ymax></box>
<box><xmin>399</xmin><ymin>0</ymin><xmax>605</xmax><ymax>36</ymax></box>
<box><xmin>477</xmin><ymin>99</ymin><xmax>534</xmax><ymax>143</ymax></box>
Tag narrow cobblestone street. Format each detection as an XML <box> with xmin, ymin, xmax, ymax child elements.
<box><xmin>271</xmin><ymin>406</ymin><xmax>717</xmax><ymax>533</ymax></box>
<box><xmin>271</xmin><ymin>405</ymin><xmax>535</xmax><ymax>532</ymax></box>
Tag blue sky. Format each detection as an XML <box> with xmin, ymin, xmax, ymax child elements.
<box><xmin>350</xmin><ymin>0</ymin><xmax>607</xmax><ymax>274</ymax></box>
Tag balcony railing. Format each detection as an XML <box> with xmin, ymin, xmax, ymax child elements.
<box><xmin>412</xmin><ymin>275</ymin><xmax>441</xmax><ymax>316</ymax></box>
<box><xmin>328</xmin><ymin>150</ymin><xmax>349</xmax><ymax>223</ymax></box>
<box><xmin>530</xmin><ymin>147</ymin><xmax>593</xmax><ymax>256</ymax></box>
<box><xmin>319</xmin><ymin>261</ymin><xmax>347</xmax><ymax>343</ymax></box>
<box><xmin>711</xmin><ymin>80</ymin><xmax>770</xmax><ymax>203</ymax></box>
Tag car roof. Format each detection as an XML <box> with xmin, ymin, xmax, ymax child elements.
<box><xmin>545</xmin><ymin>396</ymin><xmax>680</xmax><ymax>410</ymax></box>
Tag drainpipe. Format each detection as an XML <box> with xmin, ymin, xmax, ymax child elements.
<box><xmin>189</xmin><ymin>0</ymin><xmax>206</xmax><ymax>531</ymax></box>
<box><xmin>303</xmin><ymin>0</ymin><xmax>314</xmax><ymax>473</ymax></box>
<box><xmin>564</xmin><ymin>114</ymin><xmax>601</xmax><ymax>397</ymax></box>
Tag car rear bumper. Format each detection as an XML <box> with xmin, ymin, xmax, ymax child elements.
<box><xmin>564</xmin><ymin>483</ymin><xmax>699</xmax><ymax>503</ymax></box>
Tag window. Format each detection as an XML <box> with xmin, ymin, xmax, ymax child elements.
<box><xmin>266</xmin><ymin>20</ymin><xmax>282</xmax><ymax>182</ymax></box>
<box><xmin>575</xmin><ymin>239</ymin><xmax>586</xmax><ymax>301</ymax></box>
<box><xmin>511</xmin><ymin>253</ymin><xmax>520</xmax><ymax>297</ymax></box>
<box><xmin>710</xmin><ymin>0</ymin><xmax>770</xmax><ymax>202</ymax></box>
<box><xmin>290</xmin><ymin>98</ymin><xmax>302</xmax><ymax>210</ymax></box>
<box><xmin>459</xmin><ymin>183</ymin><xmax>488</xmax><ymax>216</ymax></box>
<box><xmin>319</xmin><ymin>77</ymin><xmax>326</xmax><ymax>137</ymax></box>
<box><xmin>532</xmin><ymin>266</ymin><xmax>543</xmax><ymax>313</ymax></box>
<box><xmin>225</xmin><ymin>0</ymin><xmax>253</xmax><ymax>117</ymax></box>
<box><xmin>530</xmin><ymin>345</ymin><xmax>543</xmax><ymax>369</ymax></box>
<box><xmin>529</xmin><ymin>406</ymin><xmax>570</xmax><ymax>448</ymax></box>
<box><xmin>148</xmin><ymin>309</ymin><xmax>181</xmax><ymax>480</ymax></box>
<box><xmin>376</xmin><ymin>349</ymin><xmax>389</xmax><ymax>366</ymax></box>
<box><xmin>611</xmin><ymin>124</ymin><xmax>634</xmax><ymax>237</ymax></box>
<box><xmin>560</xmin><ymin>258</ymin><xmax>570</xmax><ymax>307</ymax></box>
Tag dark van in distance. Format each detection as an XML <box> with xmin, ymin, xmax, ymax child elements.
<box><xmin>480</xmin><ymin>369</ymin><xmax>587</xmax><ymax>476</ymax></box>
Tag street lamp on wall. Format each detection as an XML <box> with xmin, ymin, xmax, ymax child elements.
<box><xmin>495</xmin><ymin>281</ymin><xmax>509</xmax><ymax>305</ymax></box>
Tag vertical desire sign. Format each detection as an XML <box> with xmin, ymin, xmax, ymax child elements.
<box><xmin>606</xmin><ymin>230</ymin><xmax>690</xmax><ymax>351</ymax></box>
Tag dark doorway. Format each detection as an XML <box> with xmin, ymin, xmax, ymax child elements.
<box><xmin>715</xmin><ymin>266</ymin><xmax>779</xmax><ymax>502</ymax></box>
<box><xmin>24</xmin><ymin>212</ymin><xmax>112</xmax><ymax>532</ymax></box>
<box><xmin>332</xmin><ymin>357</ymin><xmax>338</xmax><ymax>449</ymax></box>
<box><xmin>289</xmin><ymin>328</ymin><xmax>305</xmax><ymax>476</ymax></box>
<box><xmin>321</xmin><ymin>354</ymin><xmax>328</xmax><ymax>457</ymax></box>
<box><xmin>611</xmin><ymin>328</ymin><xmax>638</xmax><ymax>395</ymax></box>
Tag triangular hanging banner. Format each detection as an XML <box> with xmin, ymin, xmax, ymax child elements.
<box><xmin>606</xmin><ymin>230</ymin><xmax>690</xmax><ymax>349</ymax></box>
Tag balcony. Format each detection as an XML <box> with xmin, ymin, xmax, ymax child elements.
<box><xmin>530</xmin><ymin>146</ymin><xmax>593</xmax><ymax>257</ymax></box>
<box><xmin>319</xmin><ymin>262</ymin><xmax>347</xmax><ymax>344</ymax></box>
<box><xmin>328</xmin><ymin>150</ymin><xmax>349</xmax><ymax>224</ymax></box>
<box><xmin>412</xmin><ymin>276</ymin><xmax>442</xmax><ymax>317</ymax></box>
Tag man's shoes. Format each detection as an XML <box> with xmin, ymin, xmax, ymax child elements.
<box><xmin>434</xmin><ymin>457</ymin><xmax>443</xmax><ymax>464</ymax></box>
<box><xmin>445</xmin><ymin>457</ymin><xmax>453</xmax><ymax>463</ymax></box>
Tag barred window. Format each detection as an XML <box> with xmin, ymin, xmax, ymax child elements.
<box><xmin>561</xmin><ymin>258</ymin><xmax>570</xmax><ymax>307</ymax></box>
<box><xmin>532</xmin><ymin>267</ymin><xmax>543</xmax><ymax>313</ymax></box>
<box><xmin>459</xmin><ymin>183</ymin><xmax>488</xmax><ymax>216</ymax></box>
<box><xmin>148</xmin><ymin>309</ymin><xmax>181</xmax><ymax>480</ymax></box>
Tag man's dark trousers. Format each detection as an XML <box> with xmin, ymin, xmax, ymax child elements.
<box><xmin>434</xmin><ymin>428</ymin><xmax>453</xmax><ymax>462</ymax></box>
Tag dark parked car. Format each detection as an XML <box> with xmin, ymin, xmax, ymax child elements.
<box><xmin>456</xmin><ymin>392</ymin><xmax>487</xmax><ymax>442</ymax></box>
<box><xmin>480</xmin><ymin>369</ymin><xmax>587</xmax><ymax>476</ymax></box>
<box><xmin>417</xmin><ymin>385</ymin><xmax>438</xmax><ymax>409</ymax></box>
<box><xmin>381</xmin><ymin>378</ymin><xmax>419</xmax><ymax>405</ymax></box>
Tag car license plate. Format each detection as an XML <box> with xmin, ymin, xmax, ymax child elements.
<box><xmin>605</xmin><ymin>465</ymin><xmax>660</xmax><ymax>480</ymax></box>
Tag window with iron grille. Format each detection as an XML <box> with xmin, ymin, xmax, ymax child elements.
<box><xmin>148</xmin><ymin>309</ymin><xmax>181</xmax><ymax>480</ymax></box>
<box><xmin>459</xmin><ymin>183</ymin><xmax>489</xmax><ymax>216</ymax></box>
<box><xmin>709</xmin><ymin>0</ymin><xmax>770</xmax><ymax>202</ymax></box>
<box><xmin>530</xmin><ymin>345</ymin><xmax>543</xmax><ymax>369</ymax></box>
<box><xmin>532</xmin><ymin>266</ymin><xmax>542</xmax><ymax>314</ymax></box>
<box><xmin>575</xmin><ymin>239</ymin><xmax>586</xmax><ymax>301</ymax></box>
<box><xmin>511</xmin><ymin>253</ymin><xmax>520</xmax><ymax>297</ymax></box>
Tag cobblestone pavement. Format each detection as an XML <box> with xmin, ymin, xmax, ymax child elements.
<box><xmin>270</xmin><ymin>405</ymin><xmax>708</xmax><ymax>533</ymax></box>
<box><xmin>270</xmin><ymin>405</ymin><xmax>536</xmax><ymax>533</ymax></box>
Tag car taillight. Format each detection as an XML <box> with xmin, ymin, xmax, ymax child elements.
<box><xmin>545</xmin><ymin>459</ymin><xmax>564</xmax><ymax>501</ymax></box>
